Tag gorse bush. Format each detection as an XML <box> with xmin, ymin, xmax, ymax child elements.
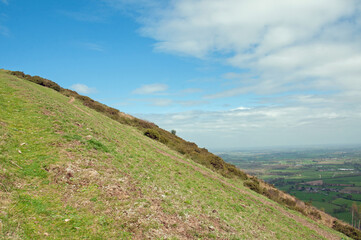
<box><xmin>144</xmin><ymin>129</ymin><xmax>161</xmax><ymax>140</ymax></box>
<box><xmin>144</xmin><ymin>129</ymin><xmax>168</xmax><ymax>144</ymax></box>
<box><xmin>333</xmin><ymin>220</ymin><xmax>361</xmax><ymax>240</ymax></box>
<box><xmin>243</xmin><ymin>178</ymin><xmax>262</xmax><ymax>194</ymax></box>
<box><xmin>281</xmin><ymin>197</ymin><xmax>296</xmax><ymax>207</ymax></box>
<box><xmin>10</xmin><ymin>71</ymin><xmax>61</xmax><ymax>92</ymax></box>
<box><xmin>263</xmin><ymin>188</ymin><xmax>280</xmax><ymax>201</ymax></box>
<box><xmin>309</xmin><ymin>209</ymin><xmax>322</xmax><ymax>220</ymax></box>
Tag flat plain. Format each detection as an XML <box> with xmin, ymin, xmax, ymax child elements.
<box><xmin>218</xmin><ymin>147</ymin><xmax>361</xmax><ymax>225</ymax></box>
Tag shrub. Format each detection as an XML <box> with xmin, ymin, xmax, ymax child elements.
<box><xmin>144</xmin><ymin>129</ymin><xmax>161</xmax><ymax>141</ymax></box>
<box><xmin>244</xmin><ymin>179</ymin><xmax>262</xmax><ymax>194</ymax></box>
<box><xmin>10</xmin><ymin>71</ymin><xmax>26</xmax><ymax>78</ymax></box>
<box><xmin>309</xmin><ymin>209</ymin><xmax>322</xmax><ymax>220</ymax></box>
<box><xmin>263</xmin><ymin>188</ymin><xmax>280</xmax><ymax>201</ymax></box>
<box><xmin>332</xmin><ymin>220</ymin><xmax>361</xmax><ymax>240</ymax></box>
<box><xmin>292</xmin><ymin>206</ymin><xmax>307</xmax><ymax>216</ymax></box>
<box><xmin>10</xmin><ymin>71</ymin><xmax>61</xmax><ymax>92</ymax></box>
<box><xmin>281</xmin><ymin>197</ymin><xmax>296</xmax><ymax>208</ymax></box>
<box><xmin>159</xmin><ymin>136</ymin><xmax>168</xmax><ymax>144</ymax></box>
<box><xmin>209</xmin><ymin>156</ymin><xmax>225</xmax><ymax>170</ymax></box>
<box><xmin>226</xmin><ymin>164</ymin><xmax>248</xmax><ymax>180</ymax></box>
<box><xmin>60</xmin><ymin>88</ymin><xmax>78</xmax><ymax>97</ymax></box>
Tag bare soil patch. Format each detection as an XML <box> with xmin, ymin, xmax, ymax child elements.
<box><xmin>68</xmin><ymin>97</ymin><xmax>92</xmax><ymax>116</ymax></box>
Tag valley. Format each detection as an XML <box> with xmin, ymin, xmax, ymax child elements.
<box><xmin>218</xmin><ymin>147</ymin><xmax>361</xmax><ymax>226</ymax></box>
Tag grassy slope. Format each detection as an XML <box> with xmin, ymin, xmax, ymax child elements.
<box><xmin>0</xmin><ymin>70</ymin><xmax>348</xmax><ymax>239</ymax></box>
<box><xmin>7</xmin><ymin>70</ymin><xmax>247</xmax><ymax>182</ymax></box>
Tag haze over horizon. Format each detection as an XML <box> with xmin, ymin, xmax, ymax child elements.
<box><xmin>1</xmin><ymin>0</ymin><xmax>361</xmax><ymax>149</ymax></box>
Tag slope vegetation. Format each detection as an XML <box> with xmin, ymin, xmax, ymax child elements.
<box><xmin>0</xmin><ymin>69</ymin><xmax>350</xmax><ymax>239</ymax></box>
<box><xmin>8</xmin><ymin>70</ymin><xmax>247</xmax><ymax>181</ymax></box>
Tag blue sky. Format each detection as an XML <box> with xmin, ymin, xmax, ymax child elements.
<box><xmin>1</xmin><ymin>0</ymin><xmax>361</xmax><ymax>149</ymax></box>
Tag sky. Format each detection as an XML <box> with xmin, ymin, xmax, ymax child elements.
<box><xmin>1</xmin><ymin>0</ymin><xmax>361</xmax><ymax>150</ymax></box>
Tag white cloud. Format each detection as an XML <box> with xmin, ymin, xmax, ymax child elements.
<box><xmin>82</xmin><ymin>42</ymin><xmax>104</xmax><ymax>52</ymax></box>
<box><xmin>132</xmin><ymin>83</ymin><xmax>168</xmax><ymax>94</ymax></box>
<box><xmin>1</xmin><ymin>0</ymin><xmax>8</xmax><ymax>5</ymax></box>
<box><xmin>140</xmin><ymin>0</ymin><xmax>355</xmax><ymax>56</ymax></box>
<box><xmin>108</xmin><ymin>0</ymin><xmax>361</xmax><ymax>148</ymax></box>
<box><xmin>232</xmin><ymin>106</ymin><xmax>250</xmax><ymax>111</ymax></box>
<box><xmin>71</xmin><ymin>84</ymin><xmax>97</xmax><ymax>94</ymax></box>
<box><xmin>139</xmin><ymin>99</ymin><xmax>361</xmax><ymax>148</ymax></box>
<box><xmin>150</xmin><ymin>98</ymin><xmax>173</xmax><ymax>107</ymax></box>
<box><xmin>134</xmin><ymin>0</ymin><xmax>361</xmax><ymax>96</ymax></box>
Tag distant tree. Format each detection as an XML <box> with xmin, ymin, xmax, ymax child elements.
<box><xmin>358</xmin><ymin>204</ymin><xmax>361</xmax><ymax>229</ymax></box>
<box><xmin>171</xmin><ymin>129</ymin><xmax>176</xmax><ymax>135</ymax></box>
<box><xmin>352</xmin><ymin>202</ymin><xmax>358</xmax><ymax>227</ymax></box>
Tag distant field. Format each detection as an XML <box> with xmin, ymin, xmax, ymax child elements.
<box><xmin>218</xmin><ymin>147</ymin><xmax>361</xmax><ymax>225</ymax></box>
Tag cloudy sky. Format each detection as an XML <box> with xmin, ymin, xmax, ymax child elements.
<box><xmin>1</xmin><ymin>0</ymin><xmax>361</xmax><ymax>149</ymax></box>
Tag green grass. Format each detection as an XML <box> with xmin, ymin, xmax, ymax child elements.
<box><xmin>332</xmin><ymin>198</ymin><xmax>355</xmax><ymax>206</ymax></box>
<box><xmin>0</xmin><ymin>69</ymin><xmax>350</xmax><ymax>239</ymax></box>
<box><xmin>324</xmin><ymin>176</ymin><xmax>361</xmax><ymax>186</ymax></box>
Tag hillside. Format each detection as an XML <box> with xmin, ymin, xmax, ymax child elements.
<box><xmin>0</xmin><ymin>69</ymin><xmax>353</xmax><ymax>239</ymax></box>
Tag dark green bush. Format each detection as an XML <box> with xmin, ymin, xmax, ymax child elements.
<box><xmin>159</xmin><ymin>136</ymin><xmax>168</xmax><ymax>144</ymax></box>
<box><xmin>332</xmin><ymin>220</ymin><xmax>361</xmax><ymax>240</ymax></box>
<box><xmin>60</xmin><ymin>88</ymin><xmax>78</xmax><ymax>97</ymax></box>
<box><xmin>131</xmin><ymin>118</ymin><xmax>157</xmax><ymax>129</ymax></box>
<box><xmin>209</xmin><ymin>156</ymin><xmax>225</xmax><ymax>170</ymax></box>
<box><xmin>10</xmin><ymin>71</ymin><xmax>61</xmax><ymax>92</ymax></box>
<box><xmin>226</xmin><ymin>164</ymin><xmax>248</xmax><ymax>180</ymax></box>
<box><xmin>244</xmin><ymin>179</ymin><xmax>262</xmax><ymax>194</ymax></box>
<box><xmin>10</xmin><ymin>71</ymin><xmax>26</xmax><ymax>78</ymax></box>
<box><xmin>144</xmin><ymin>129</ymin><xmax>161</xmax><ymax>140</ymax></box>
